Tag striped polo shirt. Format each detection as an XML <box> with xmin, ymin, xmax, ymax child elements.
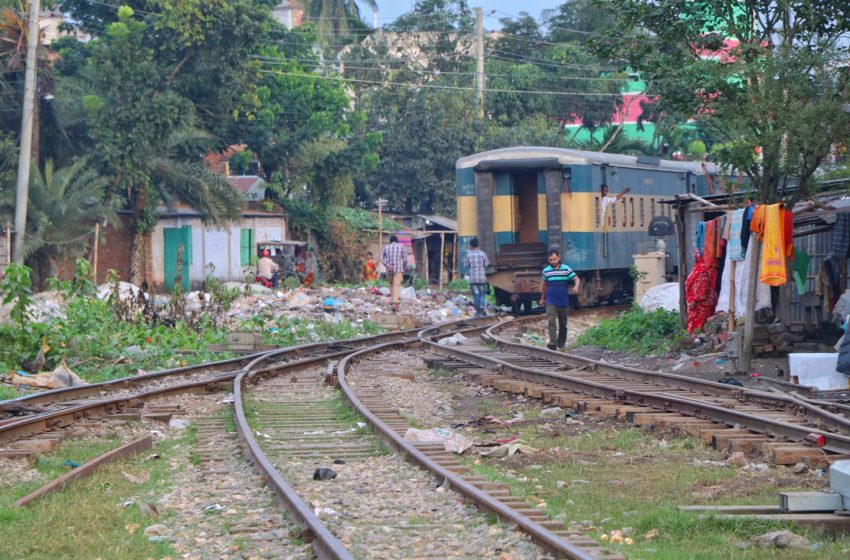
<box><xmin>542</xmin><ymin>263</ymin><xmax>577</xmax><ymax>307</ymax></box>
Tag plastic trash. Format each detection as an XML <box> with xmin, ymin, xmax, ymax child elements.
<box><xmin>313</xmin><ymin>467</ymin><xmax>338</xmax><ymax>480</ymax></box>
<box><xmin>400</xmin><ymin>286</ymin><xmax>416</xmax><ymax>300</ymax></box>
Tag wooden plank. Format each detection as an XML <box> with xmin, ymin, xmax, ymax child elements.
<box><xmin>629</xmin><ymin>412</ymin><xmax>681</xmax><ymax>426</ymax></box>
<box><xmin>16</xmin><ymin>436</ymin><xmax>153</xmax><ymax>507</ymax></box>
<box><xmin>699</xmin><ymin>427</ymin><xmax>746</xmax><ymax>445</ymax></box>
<box><xmin>728</xmin><ymin>438</ymin><xmax>772</xmax><ymax>453</ymax></box>
<box><xmin>803</xmin><ymin>454</ymin><xmax>850</xmax><ymax>469</ymax></box>
<box><xmin>712</xmin><ymin>432</ymin><xmax>764</xmax><ymax>450</ymax></box>
<box><xmin>671</xmin><ymin>421</ymin><xmax>718</xmax><ymax>437</ymax></box>
<box><xmin>770</xmin><ymin>446</ymin><xmax>828</xmax><ymax>465</ymax></box>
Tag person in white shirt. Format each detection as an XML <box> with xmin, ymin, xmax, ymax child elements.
<box><xmin>599</xmin><ymin>183</ymin><xmax>631</xmax><ymax>229</ymax></box>
<box><xmin>257</xmin><ymin>249</ymin><xmax>280</xmax><ymax>288</ymax></box>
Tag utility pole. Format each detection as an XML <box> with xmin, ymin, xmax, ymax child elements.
<box><xmin>13</xmin><ymin>0</ymin><xmax>41</xmax><ymax>264</ymax></box>
<box><xmin>474</xmin><ymin>7</ymin><xmax>485</xmax><ymax>119</ymax></box>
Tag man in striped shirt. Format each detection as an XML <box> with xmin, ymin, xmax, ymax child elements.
<box><xmin>463</xmin><ymin>238</ymin><xmax>489</xmax><ymax>317</ymax></box>
<box><xmin>539</xmin><ymin>249</ymin><xmax>580</xmax><ymax>351</ymax></box>
<box><xmin>381</xmin><ymin>234</ymin><xmax>408</xmax><ymax>312</ymax></box>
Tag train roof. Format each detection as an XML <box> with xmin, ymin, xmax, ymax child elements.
<box><xmin>456</xmin><ymin>146</ymin><xmax>719</xmax><ymax>174</ymax></box>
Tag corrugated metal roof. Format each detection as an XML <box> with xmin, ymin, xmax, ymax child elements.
<box><xmin>417</xmin><ymin>215</ymin><xmax>457</xmax><ymax>231</ymax></box>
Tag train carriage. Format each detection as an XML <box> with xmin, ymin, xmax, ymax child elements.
<box><xmin>456</xmin><ymin>147</ymin><xmax>717</xmax><ymax>309</ymax></box>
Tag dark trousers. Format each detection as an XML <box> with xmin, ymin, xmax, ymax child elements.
<box><xmin>547</xmin><ymin>304</ymin><xmax>568</xmax><ymax>347</ymax></box>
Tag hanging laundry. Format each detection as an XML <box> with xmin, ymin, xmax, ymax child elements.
<box><xmin>704</xmin><ymin>218</ymin><xmax>717</xmax><ymax>267</ymax></box>
<box><xmin>717</xmin><ymin>239</ymin><xmax>771</xmax><ymax>317</ymax></box>
<box><xmin>726</xmin><ymin>208</ymin><xmax>746</xmax><ymax>261</ymax></box>
<box><xmin>685</xmin><ymin>256</ymin><xmax>718</xmax><ymax>333</ymax></box>
<box><xmin>750</xmin><ymin>203</ymin><xmax>787</xmax><ymax>286</ymax></box>
<box><xmin>791</xmin><ymin>249</ymin><xmax>810</xmax><ymax>296</ymax></box>
<box><xmin>695</xmin><ymin>221</ymin><xmax>707</xmax><ymax>257</ymax></box>
<box><xmin>783</xmin><ymin>207</ymin><xmax>794</xmax><ymax>258</ymax></box>
<box><xmin>741</xmin><ymin>204</ymin><xmax>755</xmax><ymax>252</ymax></box>
<box><xmin>831</xmin><ymin>213</ymin><xmax>850</xmax><ymax>258</ymax></box>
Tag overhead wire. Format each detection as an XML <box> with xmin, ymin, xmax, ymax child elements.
<box><xmin>257</xmin><ymin>68</ymin><xmax>624</xmax><ymax>97</ymax></box>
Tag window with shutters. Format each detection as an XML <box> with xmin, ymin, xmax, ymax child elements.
<box><xmin>240</xmin><ymin>228</ymin><xmax>254</xmax><ymax>266</ymax></box>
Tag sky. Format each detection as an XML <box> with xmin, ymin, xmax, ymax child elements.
<box><xmin>361</xmin><ymin>1</ymin><xmax>562</xmax><ymax>29</ymax></box>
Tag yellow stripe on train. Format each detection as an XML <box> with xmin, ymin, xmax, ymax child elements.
<box><xmin>457</xmin><ymin>193</ymin><xmax>672</xmax><ymax>236</ymax></box>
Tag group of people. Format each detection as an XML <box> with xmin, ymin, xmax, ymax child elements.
<box><xmin>256</xmin><ymin>179</ymin><xmax>636</xmax><ymax>347</ymax></box>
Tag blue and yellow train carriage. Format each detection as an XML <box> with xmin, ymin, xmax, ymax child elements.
<box><xmin>456</xmin><ymin>147</ymin><xmax>716</xmax><ymax>308</ymax></box>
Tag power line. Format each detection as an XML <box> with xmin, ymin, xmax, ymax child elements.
<box><xmin>257</xmin><ymin>69</ymin><xmax>625</xmax><ymax>97</ymax></box>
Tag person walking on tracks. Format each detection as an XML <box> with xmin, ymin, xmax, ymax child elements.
<box><xmin>539</xmin><ymin>249</ymin><xmax>580</xmax><ymax>351</ymax></box>
<box><xmin>381</xmin><ymin>234</ymin><xmax>408</xmax><ymax>313</ymax></box>
<box><xmin>463</xmin><ymin>238</ymin><xmax>490</xmax><ymax>317</ymax></box>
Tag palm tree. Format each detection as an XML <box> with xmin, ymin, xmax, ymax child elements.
<box><xmin>296</xmin><ymin>0</ymin><xmax>378</xmax><ymax>44</ymax></box>
<box><xmin>0</xmin><ymin>157</ymin><xmax>119</xmax><ymax>286</ymax></box>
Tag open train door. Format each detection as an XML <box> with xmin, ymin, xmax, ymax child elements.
<box><xmin>543</xmin><ymin>169</ymin><xmax>562</xmax><ymax>253</ymax></box>
<box><xmin>474</xmin><ymin>171</ymin><xmax>495</xmax><ymax>260</ymax></box>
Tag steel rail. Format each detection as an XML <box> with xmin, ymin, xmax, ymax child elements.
<box><xmin>336</xmin><ymin>340</ymin><xmax>597</xmax><ymax>560</ymax></box>
<box><xmin>0</xmin><ymin>327</ymin><xmax>432</xmax><ymax>414</ymax></box>
<box><xmin>0</xmin><ymin>331</ymin><xmax>424</xmax><ymax>445</ymax></box>
<box><xmin>231</xmin><ymin>355</ymin><xmax>354</xmax><ymax>560</ymax></box>
<box><xmin>485</xmin><ymin>318</ymin><xmax>850</xmax><ymax>431</ymax></box>
<box><xmin>424</xmin><ymin>339</ymin><xmax>850</xmax><ymax>455</ymax></box>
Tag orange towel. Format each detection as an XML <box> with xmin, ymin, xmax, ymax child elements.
<box><xmin>758</xmin><ymin>203</ymin><xmax>787</xmax><ymax>286</ymax></box>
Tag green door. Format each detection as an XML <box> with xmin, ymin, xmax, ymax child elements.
<box><xmin>164</xmin><ymin>226</ymin><xmax>191</xmax><ymax>291</ymax></box>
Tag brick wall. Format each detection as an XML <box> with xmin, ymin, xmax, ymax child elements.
<box><xmin>55</xmin><ymin>215</ymin><xmax>134</xmax><ymax>283</ymax></box>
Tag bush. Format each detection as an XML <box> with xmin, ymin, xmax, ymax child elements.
<box><xmin>576</xmin><ymin>305</ymin><xmax>685</xmax><ymax>355</ymax></box>
<box><xmin>446</xmin><ymin>278</ymin><xmax>469</xmax><ymax>291</ymax></box>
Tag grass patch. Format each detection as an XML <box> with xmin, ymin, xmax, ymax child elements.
<box><xmin>0</xmin><ymin>429</ymin><xmax>192</xmax><ymax>559</ymax></box>
<box><xmin>575</xmin><ymin>304</ymin><xmax>687</xmax><ymax>355</ymax></box>
<box><xmin>462</xmin><ymin>422</ymin><xmax>848</xmax><ymax>558</ymax></box>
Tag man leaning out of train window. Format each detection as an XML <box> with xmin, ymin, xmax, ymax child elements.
<box><xmin>600</xmin><ymin>184</ymin><xmax>631</xmax><ymax>227</ymax></box>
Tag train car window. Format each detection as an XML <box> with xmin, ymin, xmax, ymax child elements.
<box><xmin>639</xmin><ymin>198</ymin><xmax>645</xmax><ymax>228</ymax></box>
<box><xmin>630</xmin><ymin>198</ymin><xmax>635</xmax><ymax>227</ymax></box>
<box><xmin>595</xmin><ymin>197</ymin><xmax>601</xmax><ymax>229</ymax></box>
<box><xmin>610</xmin><ymin>200</ymin><xmax>617</xmax><ymax>229</ymax></box>
<box><xmin>621</xmin><ymin>198</ymin><xmax>627</xmax><ymax>228</ymax></box>
<box><xmin>650</xmin><ymin>198</ymin><xmax>656</xmax><ymax>218</ymax></box>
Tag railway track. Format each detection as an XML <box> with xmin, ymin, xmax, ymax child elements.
<box><xmin>4</xmin><ymin>312</ymin><xmax>850</xmax><ymax>558</ymax></box>
<box><xmin>424</xmin><ymin>316</ymin><xmax>850</xmax><ymax>459</ymax></box>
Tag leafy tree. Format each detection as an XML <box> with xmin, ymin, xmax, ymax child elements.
<box><xmin>594</xmin><ymin>0</ymin><xmax>850</xmax><ymax>370</ymax></box>
<box><xmin>594</xmin><ymin>1</ymin><xmax>850</xmax><ymax>202</ymax></box>
<box><xmin>234</xmin><ymin>32</ymin><xmax>380</xmax><ymax>208</ymax></box>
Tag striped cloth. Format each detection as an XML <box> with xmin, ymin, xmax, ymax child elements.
<box><xmin>463</xmin><ymin>248</ymin><xmax>489</xmax><ymax>284</ymax></box>
<box><xmin>381</xmin><ymin>242</ymin><xmax>408</xmax><ymax>274</ymax></box>
<box><xmin>542</xmin><ymin>263</ymin><xmax>577</xmax><ymax>307</ymax></box>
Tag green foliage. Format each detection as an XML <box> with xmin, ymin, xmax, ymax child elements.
<box><xmin>576</xmin><ymin>305</ymin><xmax>685</xmax><ymax>355</ymax></box>
<box><xmin>229</xmin><ymin>150</ymin><xmax>252</xmax><ymax>175</ymax></box>
<box><xmin>0</xmin><ymin>263</ymin><xmax>33</xmax><ymax>332</ymax></box>
<box><xmin>627</xmin><ymin>264</ymin><xmax>648</xmax><ymax>283</ymax></box>
<box><xmin>446</xmin><ymin>278</ymin><xmax>469</xmax><ymax>291</ymax></box>
<box><xmin>687</xmin><ymin>140</ymin><xmax>707</xmax><ymax>160</ymax></box>
<box><xmin>593</xmin><ymin>0</ymin><xmax>850</xmax><ymax>204</ymax></box>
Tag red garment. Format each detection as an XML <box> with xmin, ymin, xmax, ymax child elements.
<box><xmin>783</xmin><ymin>207</ymin><xmax>794</xmax><ymax>258</ymax></box>
<box><xmin>362</xmin><ymin>260</ymin><xmax>377</xmax><ymax>282</ymax></box>
<box><xmin>704</xmin><ymin>218</ymin><xmax>717</xmax><ymax>267</ymax></box>
<box><xmin>685</xmin><ymin>258</ymin><xmax>718</xmax><ymax>333</ymax></box>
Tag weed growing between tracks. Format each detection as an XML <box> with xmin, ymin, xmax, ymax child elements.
<box><xmin>460</xmin><ymin>406</ymin><xmax>848</xmax><ymax>558</ymax></box>
<box><xmin>575</xmin><ymin>305</ymin><xmax>687</xmax><ymax>355</ymax></box>
<box><xmin>0</xmin><ymin>425</ymin><xmax>193</xmax><ymax>559</ymax></box>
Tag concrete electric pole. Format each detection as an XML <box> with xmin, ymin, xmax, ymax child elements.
<box><xmin>474</xmin><ymin>7</ymin><xmax>484</xmax><ymax>119</ymax></box>
<box><xmin>13</xmin><ymin>0</ymin><xmax>41</xmax><ymax>263</ymax></box>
